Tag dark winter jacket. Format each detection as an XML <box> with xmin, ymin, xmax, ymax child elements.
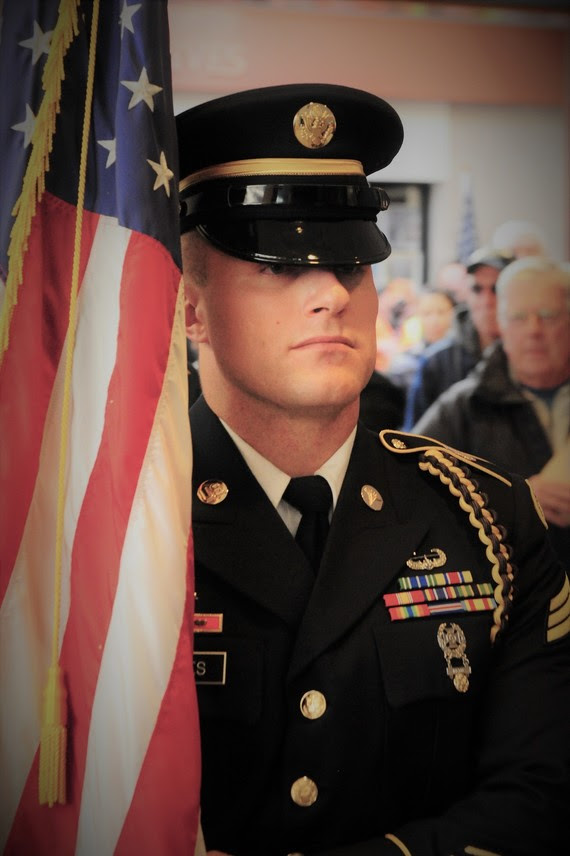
<box><xmin>404</xmin><ymin>305</ymin><xmax>485</xmax><ymax>428</ymax></box>
<box><xmin>413</xmin><ymin>342</ymin><xmax>569</xmax><ymax>564</ymax></box>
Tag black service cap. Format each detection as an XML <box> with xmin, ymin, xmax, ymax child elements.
<box><xmin>176</xmin><ymin>83</ymin><xmax>404</xmax><ymax>266</ymax></box>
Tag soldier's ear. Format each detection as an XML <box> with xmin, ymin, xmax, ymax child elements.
<box><xmin>185</xmin><ymin>284</ymin><xmax>208</xmax><ymax>344</ymax></box>
<box><xmin>184</xmin><ymin>295</ymin><xmax>193</xmax><ymax>338</ymax></box>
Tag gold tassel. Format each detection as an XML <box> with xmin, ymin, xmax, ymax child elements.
<box><xmin>38</xmin><ymin>664</ymin><xmax>67</xmax><ymax>806</ymax></box>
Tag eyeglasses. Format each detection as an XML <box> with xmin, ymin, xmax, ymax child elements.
<box><xmin>470</xmin><ymin>283</ymin><xmax>496</xmax><ymax>295</ymax></box>
<box><xmin>506</xmin><ymin>309</ymin><xmax>567</xmax><ymax>325</ymax></box>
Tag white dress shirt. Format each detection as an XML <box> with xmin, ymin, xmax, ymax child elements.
<box><xmin>221</xmin><ymin>420</ymin><xmax>356</xmax><ymax>536</ymax></box>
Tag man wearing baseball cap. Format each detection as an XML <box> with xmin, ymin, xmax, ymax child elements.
<box><xmin>405</xmin><ymin>246</ymin><xmax>513</xmax><ymax>427</ymax></box>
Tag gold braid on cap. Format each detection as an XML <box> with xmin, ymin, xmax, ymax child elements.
<box><xmin>418</xmin><ymin>448</ymin><xmax>516</xmax><ymax>644</ymax></box>
<box><xmin>179</xmin><ymin>157</ymin><xmax>364</xmax><ymax>192</ymax></box>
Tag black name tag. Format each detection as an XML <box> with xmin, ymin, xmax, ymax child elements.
<box><xmin>194</xmin><ymin>651</ymin><xmax>227</xmax><ymax>685</ymax></box>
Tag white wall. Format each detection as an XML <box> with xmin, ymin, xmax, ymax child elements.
<box><xmin>375</xmin><ymin>100</ymin><xmax>568</xmax><ymax>279</ymax></box>
<box><xmin>432</xmin><ymin>103</ymin><xmax>567</xmax><ymax>276</ymax></box>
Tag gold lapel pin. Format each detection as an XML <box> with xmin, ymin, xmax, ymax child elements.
<box><xmin>197</xmin><ymin>479</ymin><xmax>229</xmax><ymax>505</ymax></box>
<box><xmin>360</xmin><ymin>484</ymin><xmax>383</xmax><ymax>511</ymax></box>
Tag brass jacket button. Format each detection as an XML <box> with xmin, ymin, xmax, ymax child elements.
<box><xmin>300</xmin><ymin>690</ymin><xmax>327</xmax><ymax>720</ymax></box>
<box><xmin>290</xmin><ymin>776</ymin><xmax>318</xmax><ymax>807</ymax></box>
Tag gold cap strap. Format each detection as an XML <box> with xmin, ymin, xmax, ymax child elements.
<box><xmin>180</xmin><ymin>157</ymin><xmax>364</xmax><ymax>192</ymax></box>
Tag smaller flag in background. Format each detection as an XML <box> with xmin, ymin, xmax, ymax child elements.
<box><xmin>455</xmin><ymin>171</ymin><xmax>479</xmax><ymax>264</ymax></box>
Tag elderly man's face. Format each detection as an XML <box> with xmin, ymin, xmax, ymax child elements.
<box><xmin>500</xmin><ymin>276</ymin><xmax>570</xmax><ymax>389</ymax></box>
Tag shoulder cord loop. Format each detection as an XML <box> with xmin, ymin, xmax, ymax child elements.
<box><xmin>418</xmin><ymin>448</ymin><xmax>516</xmax><ymax>644</ymax></box>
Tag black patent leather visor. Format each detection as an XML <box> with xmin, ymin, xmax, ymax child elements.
<box><xmin>180</xmin><ymin>179</ymin><xmax>391</xmax><ymax>264</ymax></box>
<box><xmin>195</xmin><ymin>218</ymin><xmax>391</xmax><ymax>265</ymax></box>
<box><xmin>181</xmin><ymin>182</ymin><xmax>389</xmax><ymax>218</ymax></box>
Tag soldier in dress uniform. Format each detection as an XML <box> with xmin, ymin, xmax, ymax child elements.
<box><xmin>177</xmin><ymin>84</ymin><xmax>570</xmax><ymax>856</ymax></box>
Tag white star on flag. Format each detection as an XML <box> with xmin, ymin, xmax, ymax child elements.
<box><xmin>98</xmin><ymin>138</ymin><xmax>117</xmax><ymax>167</ymax></box>
<box><xmin>121</xmin><ymin>67</ymin><xmax>162</xmax><ymax>111</ymax></box>
<box><xmin>18</xmin><ymin>20</ymin><xmax>53</xmax><ymax>64</ymax></box>
<box><xmin>147</xmin><ymin>151</ymin><xmax>174</xmax><ymax>197</ymax></box>
<box><xmin>11</xmin><ymin>104</ymin><xmax>36</xmax><ymax>147</ymax></box>
<box><xmin>119</xmin><ymin>1</ymin><xmax>141</xmax><ymax>38</ymax></box>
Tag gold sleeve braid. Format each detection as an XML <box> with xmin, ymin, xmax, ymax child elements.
<box><xmin>418</xmin><ymin>448</ymin><xmax>515</xmax><ymax>644</ymax></box>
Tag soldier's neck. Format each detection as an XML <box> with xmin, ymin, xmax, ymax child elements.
<box><xmin>204</xmin><ymin>390</ymin><xmax>359</xmax><ymax>477</ymax></box>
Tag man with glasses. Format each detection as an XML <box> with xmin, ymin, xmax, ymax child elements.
<box><xmin>414</xmin><ymin>257</ymin><xmax>570</xmax><ymax>564</ymax></box>
<box><xmin>404</xmin><ymin>247</ymin><xmax>512</xmax><ymax>427</ymax></box>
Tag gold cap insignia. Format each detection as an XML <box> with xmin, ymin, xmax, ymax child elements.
<box><xmin>361</xmin><ymin>484</ymin><xmax>383</xmax><ymax>511</ymax></box>
<box><xmin>293</xmin><ymin>101</ymin><xmax>336</xmax><ymax>149</ymax></box>
<box><xmin>437</xmin><ymin>622</ymin><xmax>471</xmax><ymax>693</ymax></box>
<box><xmin>197</xmin><ymin>479</ymin><xmax>229</xmax><ymax>505</ymax></box>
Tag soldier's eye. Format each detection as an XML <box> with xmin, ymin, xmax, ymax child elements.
<box><xmin>334</xmin><ymin>265</ymin><xmax>366</xmax><ymax>288</ymax></box>
<box><xmin>260</xmin><ymin>263</ymin><xmax>299</xmax><ymax>278</ymax></box>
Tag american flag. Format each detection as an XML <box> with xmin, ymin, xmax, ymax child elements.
<box><xmin>0</xmin><ymin>1</ymin><xmax>201</xmax><ymax>853</ymax></box>
<box><xmin>455</xmin><ymin>171</ymin><xmax>479</xmax><ymax>265</ymax></box>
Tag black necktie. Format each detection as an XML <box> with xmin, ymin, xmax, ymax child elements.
<box><xmin>283</xmin><ymin>475</ymin><xmax>332</xmax><ymax>572</ymax></box>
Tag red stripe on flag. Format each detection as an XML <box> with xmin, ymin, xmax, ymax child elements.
<box><xmin>116</xmin><ymin>582</ymin><xmax>201</xmax><ymax>856</ymax></box>
<box><xmin>0</xmin><ymin>194</ymin><xmax>97</xmax><ymax>606</ymax></box>
<box><xmin>5</xmin><ymin>227</ymin><xmax>190</xmax><ymax>853</ymax></box>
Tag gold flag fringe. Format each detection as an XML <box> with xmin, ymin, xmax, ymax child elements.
<box><xmin>0</xmin><ymin>0</ymin><xmax>80</xmax><ymax>360</ymax></box>
<box><xmin>39</xmin><ymin>665</ymin><xmax>68</xmax><ymax>806</ymax></box>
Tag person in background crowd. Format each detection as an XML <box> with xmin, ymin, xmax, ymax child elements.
<box><xmin>178</xmin><ymin>82</ymin><xmax>569</xmax><ymax>856</ymax></box>
<box><xmin>387</xmin><ymin>287</ymin><xmax>455</xmax><ymax>396</ymax></box>
<box><xmin>413</xmin><ymin>257</ymin><xmax>570</xmax><ymax>565</ymax></box>
<box><xmin>435</xmin><ymin>260</ymin><xmax>471</xmax><ymax>304</ymax></box>
<box><xmin>491</xmin><ymin>218</ymin><xmax>548</xmax><ymax>259</ymax></box>
<box><xmin>374</xmin><ymin>277</ymin><xmax>417</xmax><ymax>372</ymax></box>
<box><xmin>404</xmin><ymin>246</ymin><xmax>512</xmax><ymax>428</ymax></box>
<box><xmin>358</xmin><ymin>367</ymin><xmax>404</xmax><ymax>432</ymax></box>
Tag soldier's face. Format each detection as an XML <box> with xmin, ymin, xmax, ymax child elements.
<box><xmin>186</xmin><ymin>240</ymin><xmax>378</xmax><ymax>416</ymax></box>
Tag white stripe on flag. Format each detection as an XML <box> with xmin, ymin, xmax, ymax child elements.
<box><xmin>0</xmin><ymin>216</ymin><xmax>129</xmax><ymax>849</ymax></box>
<box><xmin>76</xmin><ymin>284</ymin><xmax>192</xmax><ymax>854</ymax></box>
